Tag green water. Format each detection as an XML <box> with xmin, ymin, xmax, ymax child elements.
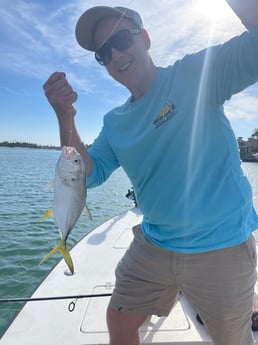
<box><xmin>0</xmin><ymin>147</ymin><xmax>132</xmax><ymax>335</ymax></box>
<box><xmin>1</xmin><ymin>147</ymin><xmax>258</xmax><ymax>336</ymax></box>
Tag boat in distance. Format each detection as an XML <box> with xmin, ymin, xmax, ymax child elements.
<box><xmin>1</xmin><ymin>208</ymin><xmax>258</xmax><ymax>344</ymax></box>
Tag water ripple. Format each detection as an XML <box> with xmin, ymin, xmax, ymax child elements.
<box><xmin>0</xmin><ymin>148</ymin><xmax>132</xmax><ymax>335</ymax></box>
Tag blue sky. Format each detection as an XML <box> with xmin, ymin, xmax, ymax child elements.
<box><xmin>1</xmin><ymin>0</ymin><xmax>258</xmax><ymax>146</ymax></box>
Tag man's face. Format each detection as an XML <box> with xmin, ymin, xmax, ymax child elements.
<box><xmin>93</xmin><ymin>16</ymin><xmax>152</xmax><ymax>94</ymax></box>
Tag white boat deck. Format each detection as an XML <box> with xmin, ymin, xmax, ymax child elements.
<box><xmin>1</xmin><ymin>208</ymin><xmax>258</xmax><ymax>344</ymax></box>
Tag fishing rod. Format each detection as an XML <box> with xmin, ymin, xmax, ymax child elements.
<box><xmin>0</xmin><ymin>293</ymin><xmax>113</xmax><ymax>312</ymax></box>
<box><xmin>0</xmin><ymin>292</ymin><xmax>112</xmax><ymax>303</ymax></box>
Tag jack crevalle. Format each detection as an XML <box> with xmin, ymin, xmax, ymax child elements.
<box><xmin>40</xmin><ymin>146</ymin><xmax>91</xmax><ymax>274</ymax></box>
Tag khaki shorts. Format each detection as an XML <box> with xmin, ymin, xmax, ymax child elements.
<box><xmin>109</xmin><ymin>225</ymin><xmax>257</xmax><ymax>345</ymax></box>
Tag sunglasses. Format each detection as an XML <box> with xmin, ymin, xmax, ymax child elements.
<box><xmin>95</xmin><ymin>28</ymin><xmax>141</xmax><ymax>66</ymax></box>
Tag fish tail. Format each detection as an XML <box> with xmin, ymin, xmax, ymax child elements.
<box><xmin>39</xmin><ymin>239</ymin><xmax>74</xmax><ymax>274</ymax></box>
<box><xmin>59</xmin><ymin>243</ymin><xmax>74</xmax><ymax>274</ymax></box>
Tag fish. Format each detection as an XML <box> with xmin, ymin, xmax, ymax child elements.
<box><xmin>40</xmin><ymin>146</ymin><xmax>92</xmax><ymax>274</ymax></box>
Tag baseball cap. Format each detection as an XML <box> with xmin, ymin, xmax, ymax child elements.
<box><xmin>75</xmin><ymin>6</ymin><xmax>143</xmax><ymax>52</ymax></box>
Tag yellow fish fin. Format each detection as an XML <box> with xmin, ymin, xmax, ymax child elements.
<box><xmin>39</xmin><ymin>238</ymin><xmax>74</xmax><ymax>274</ymax></box>
<box><xmin>42</xmin><ymin>209</ymin><xmax>54</xmax><ymax>220</ymax></box>
<box><xmin>59</xmin><ymin>245</ymin><xmax>74</xmax><ymax>274</ymax></box>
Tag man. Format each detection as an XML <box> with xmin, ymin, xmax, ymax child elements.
<box><xmin>43</xmin><ymin>2</ymin><xmax>258</xmax><ymax>344</ymax></box>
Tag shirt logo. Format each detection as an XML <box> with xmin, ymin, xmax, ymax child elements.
<box><xmin>153</xmin><ymin>103</ymin><xmax>176</xmax><ymax>129</ymax></box>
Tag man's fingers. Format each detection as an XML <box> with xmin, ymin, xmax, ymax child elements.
<box><xmin>43</xmin><ymin>72</ymin><xmax>65</xmax><ymax>90</ymax></box>
<box><xmin>58</xmin><ymin>91</ymin><xmax>78</xmax><ymax>105</ymax></box>
<box><xmin>43</xmin><ymin>72</ymin><xmax>77</xmax><ymax>106</ymax></box>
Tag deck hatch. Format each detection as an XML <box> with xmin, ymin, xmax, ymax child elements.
<box><xmin>80</xmin><ymin>286</ymin><xmax>190</xmax><ymax>334</ymax></box>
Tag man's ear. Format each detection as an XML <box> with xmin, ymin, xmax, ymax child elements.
<box><xmin>141</xmin><ymin>29</ymin><xmax>151</xmax><ymax>50</ymax></box>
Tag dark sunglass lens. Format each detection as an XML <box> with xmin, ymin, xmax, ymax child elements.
<box><xmin>95</xmin><ymin>52</ymin><xmax>105</xmax><ymax>66</ymax></box>
<box><xmin>95</xmin><ymin>43</ymin><xmax>112</xmax><ymax>66</ymax></box>
<box><xmin>111</xmin><ymin>30</ymin><xmax>132</xmax><ymax>51</ymax></box>
<box><xmin>95</xmin><ymin>30</ymin><xmax>135</xmax><ymax>66</ymax></box>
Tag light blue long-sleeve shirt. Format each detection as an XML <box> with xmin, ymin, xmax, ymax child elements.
<box><xmin>87</xmin><ymin>29</ymin><xmax>258</xmax><ymax>253</ymax></box>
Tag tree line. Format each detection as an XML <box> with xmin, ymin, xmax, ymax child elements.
<box><xmin>0</xmin><ymin>141</ymin><xmax>60</xmax><ymax>150</ymax></box>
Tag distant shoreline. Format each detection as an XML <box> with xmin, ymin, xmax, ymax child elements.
<box><xmin>0</xmin><ymin>141</ymin><xmax>91</xmax><ymax>150</ymax></box>
<box><xmin>0</xmin><ymin>141</ymin><xmax>60</xmax><ymax>150</ymax></box>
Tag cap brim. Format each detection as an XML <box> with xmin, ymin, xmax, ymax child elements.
<box><xmin>75</xmin><ymin>6</ymin><xmax>125</xmax><ymax>52</ymax></box>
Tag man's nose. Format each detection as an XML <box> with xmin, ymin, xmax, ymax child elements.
<box><xmin>111</xmin><ymin>47</ymin><xmax>124</xmax><ymax>61</ymax></box>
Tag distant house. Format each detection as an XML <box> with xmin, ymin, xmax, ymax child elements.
<box><xmin>237</xmin><ymin>137</ymin><xmax>258</xmax><ymax>160</ymax></box>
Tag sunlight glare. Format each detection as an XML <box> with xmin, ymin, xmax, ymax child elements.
<box><xmin>198</xmin><ymin>0</ymin><xmax>231</xmax><ymax>21</ymax></box>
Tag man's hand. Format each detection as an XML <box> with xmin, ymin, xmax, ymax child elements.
<box><xmin>43</xmin><ymin>72</ymin><xmax>77</xmax><ymax>120</ymax></box>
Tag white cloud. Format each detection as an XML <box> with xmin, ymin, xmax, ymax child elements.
<box><xmin>225</xmin><ymin>86</ymin><xmax>258</xmax><ymax>120</ymax></box>
<box><xmin>0</xmin><ymin>0</ymin><xmax>257</xmax><ymax>144</ymax></box>
<box><xmin>0</xmin><ymin>0</ymin><xmax>247</xmax><ymax>82</ymax></box>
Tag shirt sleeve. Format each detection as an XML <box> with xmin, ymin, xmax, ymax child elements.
<box><xmin>211</xmin><ymin>28</ymin><xmax>258</xmax><ymax>104</ymax></box>
<box><xmin>86</xmin><ymin>126</ymin><xmax>120</xmax><ymax>188</ymax></box>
